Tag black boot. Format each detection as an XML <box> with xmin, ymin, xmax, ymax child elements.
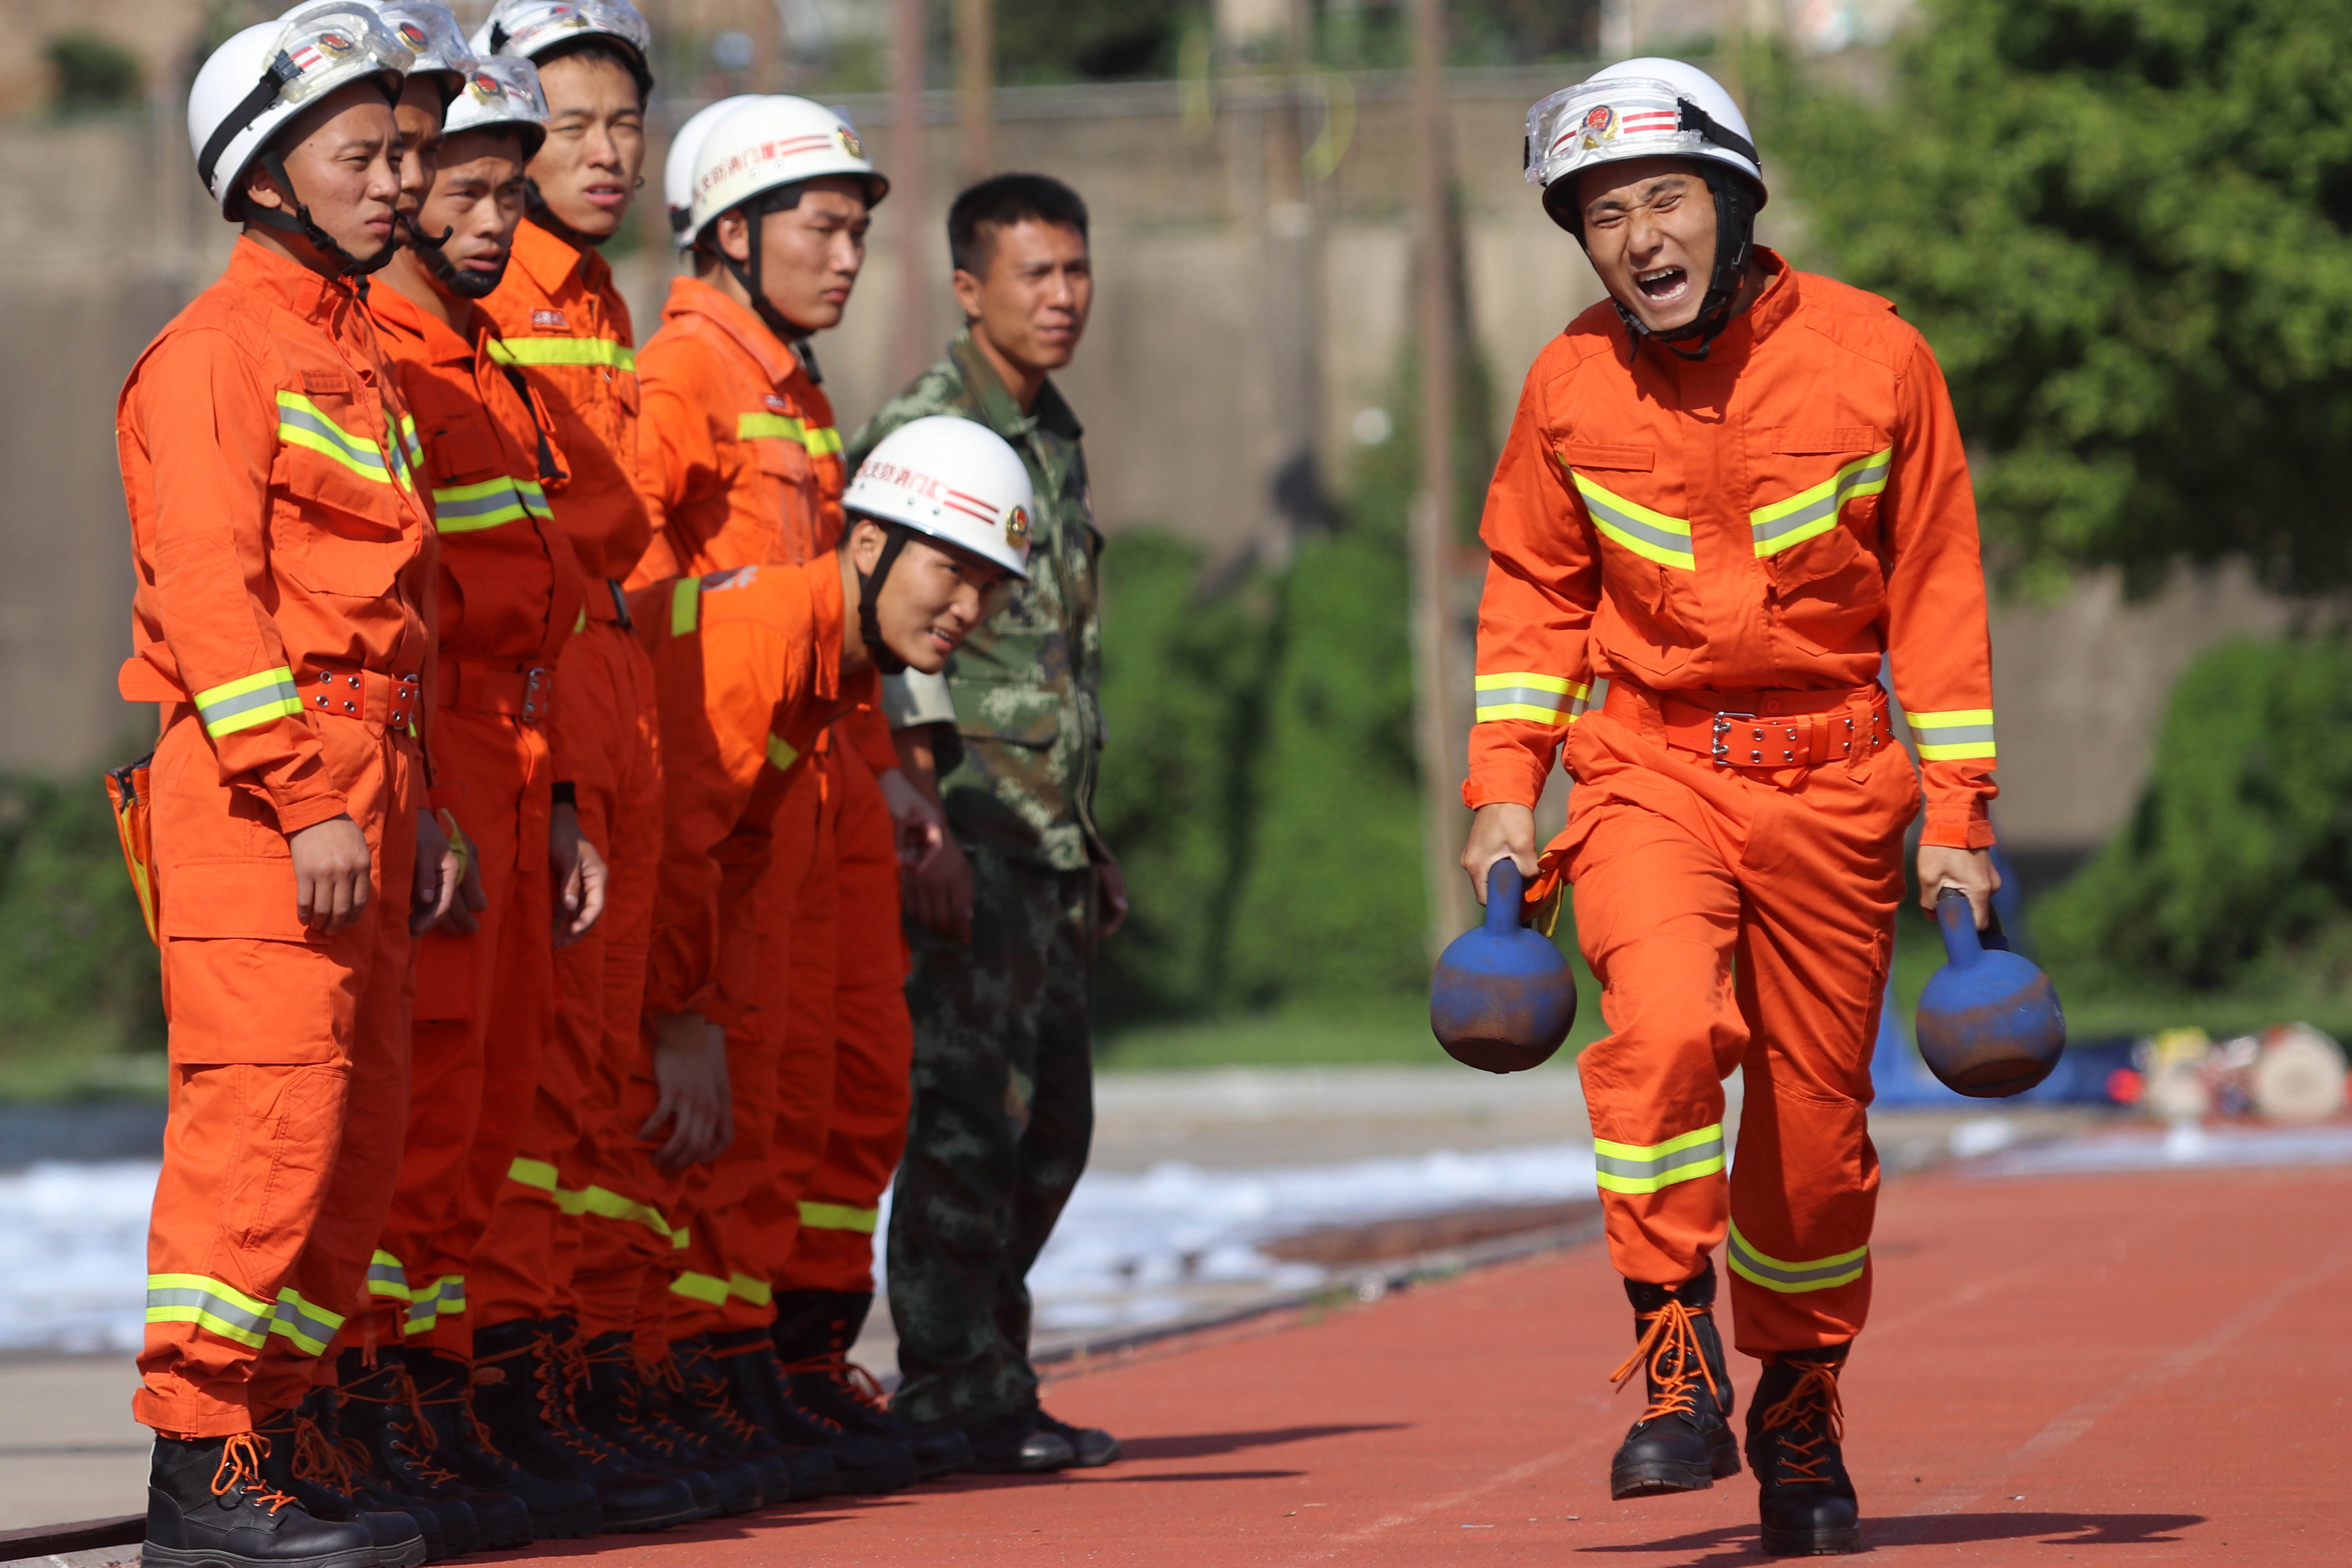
<box><xmin>1033</xmin><ymin>1407</ymin><xmax>1122</xmax><ymax>1468</ymax></box>
<box><xmin>142</xmin><ymin>1432</ymin><xmax>379</xmax><ymax>1568</ymax></box>
<box><xmin>654</xmin><ymin>1336</ymin><xmax>797</xmax><ymax>1506</ymax></box>
<box><xmin>337</xmin><ymin>1350</ymin><xmax>529</xmax><ymax>1553</ymax></box>
<box><xmin>1747</xmin><ymin>1345</ymin><xmax>1861</xmax><ymax>1556</ymax></box>
<box><xmin>290</xmin><ymin>1395</ymin><xmax>452</xmax><ymax>1562</ymax></box>
<box><xmin>255</xmin><ymin>1407</ymin><xmax>427</xmax><ymax>1568</ymax></box>
<box><xmin>709</xmin><ymin>1331</ymin><xmax>845</xmax><ymax>1501</ymax></box>
<box><xmin>568</xmin><ymin>1329</ymin><xmax>755</xmax><ymax>1517</ymax></box>
<box><xmin>404</xmin><ymin>1347</ymin><xmax>601</xmax><ymax>1541</ymax></box>
<box><xmin>940</xmin><ymin>1412</ymin><xmax>1074</xmax><ymax>1475</ymax></box>
<box><xmin>771</xmin><ymin>1290</ymin><xmax>972</xmax><ymax>1481</ymax></box>
<box><xmin>714</xmin><ymin>1324</ymin><xmax>915</xmax><ymax>1494</ymax></box>
<box><xmin>470</xmin><ymin>1318</ymin><xmax>701</xmax><ymax>1534</ymax></box>
<box><xmin>1609</xmin><ymin>1264</ymin><xmax>1739</xmax><ymax>1499</ymax></box>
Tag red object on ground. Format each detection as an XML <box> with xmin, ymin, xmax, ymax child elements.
<box><xmin>486</xmin><ymin>1161</ymin><xmax>2351</xmax><ymax>1564</ymax></box>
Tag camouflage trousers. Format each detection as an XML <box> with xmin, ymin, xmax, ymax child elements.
<box><xmin>886</xmin><ymin>849</ymin><xmax>1097</xmax><ymax>1427</ymax></box>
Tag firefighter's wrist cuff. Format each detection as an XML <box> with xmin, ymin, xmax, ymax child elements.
<box><xmin>276</xmin><ymin>793</ymin><xmax>354</xmax><ymax>837</ymax></box>
<box><xmin>1920</xmin><ymin>802</ymin><xmax>1996</xmax><ymax>851</ymax></box>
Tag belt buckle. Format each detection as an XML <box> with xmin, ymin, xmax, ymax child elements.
<box><xmin>1712</xmin><ymin>711</ymin><xmax>1806</xmax><ymax>767</ymax></box>
<box><xmin>1711</xmin><ymin>711</ymin><xmax>1757</xmax><ymax>766</ymax></box>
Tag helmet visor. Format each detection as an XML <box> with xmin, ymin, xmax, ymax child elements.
<box><xmin>1526</xmin><ymin>77</ymin><xmax>1717</xmax><ymax>192</ymax></box>
<box><xmin>272</xmin><ymin>5</ymin><xmax>417</xmax><ymax>108</ymax></box>
<box><xmin>445</xmin><ymin>56</ymin><xmax>550</xmax><ymax>148</ymax></box>
<box><xmin>488</xmin><ymin>0</ymin><xmax>652</xmax><ymax>63</ymax></box>
<box><xmin>376</xmin><ymin>3</ymin><xmax>477</xmax><ymax>80</ymax></box>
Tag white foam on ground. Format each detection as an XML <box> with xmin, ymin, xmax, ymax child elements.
<box><xmin>0</xmin><ymin>1160</ymin><xmax>159</xmax><ymax>1354</ymax></box>
<box><xmin>1968</xmin><ymin>1121</ymin><xmax>2352</xmax><ymax>1177</ymax></box>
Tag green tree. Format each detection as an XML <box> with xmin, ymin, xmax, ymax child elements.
<box><xmin>46</xmin><ymin>32</ymin><xmax>142</xmax><ymax>114</ymax></box>
<box><xmin>1758</xmin><ymin>0</ymin><xmax>2352</xmax><ymax>595</ymax></box>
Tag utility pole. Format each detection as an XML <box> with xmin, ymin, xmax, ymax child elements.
<box><xmin>1408</xmin><ymin>0</ymin><xmax>1467</xmax><ymax>947</ymax></box>
<box><xmin>891</xmin><ymin>0</ymin><xmax>932</xmax><ymax>385</ymax></box>
<box><xmin>955</xmin><ymin>0</ymin><xmax>995</xmax><ymax>181</ymax></box>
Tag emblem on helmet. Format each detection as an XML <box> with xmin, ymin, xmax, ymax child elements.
<box><xmin>1005</xmin><ymin>505</ymin><xmax>1030</xmax><ymax>547</ymax></box>
<box><xmin>316</xmin><ymin>30</ymin><xmax>356</xmax><ymax>56</ymax></box>
<box><xmin>837</xmin><ymin>125</ymin><xmax>864</xmax><ymax>159</ymax></box>
<box><xmin>397</xmin><ymin>22</ymin><xmax>428</xmax><ymax>49</ymax></box>
<box><xmin>470</xmin><ymin>70</ymin><xmax>505</xmax><ymax>100</ymax></box>
<box><xmin>1579</xmin><ymin>104</ymin><xmax>1618</xmax><ymax>149</ymax></box>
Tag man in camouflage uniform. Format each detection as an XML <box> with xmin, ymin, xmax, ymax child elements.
<box><xmin>849</xmin><ymin>174</ymin><xmax>1125</xmax><ymax>1474</ymax></box>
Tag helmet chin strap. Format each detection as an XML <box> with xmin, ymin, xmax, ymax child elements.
<box><xmin>855</xmin><ymin>523</ymin><xmax>915</xmax><ymax>677</ymax></box>
<box><xmin>1605</xmin><ymin>163</ymin><xmax>1756</xmax><ymax>363</ymax></box>
<box><xmin>715</xmin><ymin>188</ymin><xmax>823</xmax><ymax>350</ymax></box>
<box><xmin>416</xmin><ymin>229</ymin><xmax>505</xmax><ymax>299</ymax></box>
<box><xmin>402</xmin><ymin>211</ymin><xmax>456</xmax><ymax>253</ymax></box>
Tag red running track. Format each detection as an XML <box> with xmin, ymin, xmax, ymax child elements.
<box><xmin>495</xmin><ymin>1163</ymin><xmax>2351</xmax><ymax>1565</ymax></box>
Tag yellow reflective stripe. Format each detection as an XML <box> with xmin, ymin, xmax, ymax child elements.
<box><xmin>1749</xmin><ymin>448</ymin><xmax>1891</xmax><ymax>557</ymax></box>
<box><xmin>737</xmin><ymin>412</ymin><xmax>842</xmax><ymax>456</ymax></box>
<box><xmin>672</xmin><ymin>1226</ymin><xmax>691</xmax><ymax>1251</ymax></box>
<box><xmin>1907</xmin><ymin>708</ymin><xmax>1997</xmax><ymax>762</ymax></box>
<box><xmin>390</xmin><ymin>414</ymin><xmax>420</xmax><ymax>492</ymax></box>
<box><xmin>193</xmin><ymin>666</ymin><xmax>303</xmax><ymax>738</ymax></box>
<box><xmin>669</xmin><ymin>1271</ymin><xmax>730</xmax><ymax>1305</ymax></box>
<box><xmin>728</xmin><ymin>1274</ymin><xmax>773</xmax><ymax>1307</ymax></box>
<box><xmin>796</xmin><ymin>1200</ymin><xmax>878</xmax><ymax>1234</ymax></box>
<box><xmin>146</xmin><ymin>1273</ymin><xmax>273</xmax><ymax>1349</ymax></box>
<box><xmin>577</xmin><ymin>1185</ymin><xmax>675</xmax><ymax>1241</ymax></box>
<box><xmin>1592</xmin><ymin>1123</ymin><xmax>1726</xmax><ymax>1194</ymax></box>
<box><xmin>1474</xmin><ymin>671</ymin><xmax>1591</xmax><ymax>727</ymax></box>
<box><xmin>430</xmin><ymin>478</ymin><xmax>534</xmax><ymax>534</ymax></box>
<box><xmin>766</xmin><ymin>733</ymin><xmax>800</xmax><ymax>771</ymax></box>
<box><xmin>573</xmin><ymin>606</ymin><xmax>589</xmax><ymax>634</ymax></box>
<box><xmin>270</xmin><ymin>1288</ymin><xmax>344</xmax><ymax>1356</ymax></box>
<box><xmin>1726</xmin><ymin>1219</ymin><xmax>1868</xmax><ymax>1294</ymax></box>
<box><xmin>488</xmin><ymin>337</ymin><xmax>635</xmax><ymax>371</ymax></box>
<box><xmin>403</xmin><ymin>1294</ymin><xmax>439</xmax><ymax>1336</ymax></box>
<box><xmin>366</xmin><ymin>1250</ymin><xmax>411</xmax><ymax>1301</ymax></box>
<box><xmin>669</xmin><ymin>577</ymin><xmax>700</xmax><ymax>637</ymax></box>
<box><xmin>275</xmin><ymin>392</ymin><xmax>395</xmax><ymax>483</ymax></box>
<box><xmin>506</xmin><ymin>1156</ymin><xmax>560</xmax><ymax>1194</ymax></box>
<box><xmin>1569</xmin><ymin>470</ymin><xmax>1695</xmax><ymax>570</ymax></box>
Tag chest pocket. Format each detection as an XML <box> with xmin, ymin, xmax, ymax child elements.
<box><xmin>271</xmin><ymin>383</ymin><xmax>413</xmax><ymax>598</ymax></box>
<box><xmin>1752</xmin><ymin>427</ymin><xmax>1890</xmax><ymax>653</ymax></box>
<box><xmin>1559</xmin><ymin>443</ymin><xmax>1704</xmax><ymax>650</ymax></box>
<box><xmin>426</xmin><ymin>424</ymin><xmax>500</xmax><ymax>488</ymax></box>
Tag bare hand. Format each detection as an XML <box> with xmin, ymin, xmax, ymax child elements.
<box><xmin>640</xmin><ymin>1012</ymin><xmax>733</xmax><ymax>1173</ymax></box>
<box><xmin>291</xmin><ymin>815</ymin><xmax>373</xmax><ymax>934</ymax></box>
<box><xmin>878</xmin><ymin>766</ymin><xmax>948</xmax><ymax>875</ymax></box>
<box><xmin>1918</xmin><ymin>845</ymin><xmax>2000</xmax><ymax>931</ymax></box>
<box><xmin>1095</xmin><ymin>858</ymin><xmax>1129</xmax><ymax>939</ymax></box>
<box><xmin>432</xmin><ymin>818</ymin><xmax>489</xmax><ymax>936</ymax></box>
<box><xmin>550</xmin><ymin>801</ymin><xmax>607</xmax><ymax>946</ymax></box>
<box><xmin>907</xmin><ymin>829</ymin><xmax>975</xmax><ymax>943</ymax></box>
<box><xmin>412</xmin><ymin>809</ymin><xmax>468</xmax><ymax>934</ymax></box>
<box><xmin>1461</xmin><ymin>802</ymin><xmax>1539</xmax><ymax>905</ymax></box>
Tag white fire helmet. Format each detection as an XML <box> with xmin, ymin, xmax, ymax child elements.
<box><xmin>664</xmin><ymin>94</ymin><xmax>758</xmax><ymax>249</ymax></box>
<box><xmin>443</xmin><ymin>55</ymin><xmax>550</xmax><ymax>161</ymax></box>
<box><xmin>1524</xmin><ymin>58</ymin><xmax>1766</xmax><ymax>230</ymax></box>
<box><xmin>844</xmin><ymin>417</ymin><xmax>1034</xmax><ymax>582</ymax></box>
<box><xmin>470</xmin><ymin>0</ymin><xmax>653</xmax><ymax>99</ymax></box>
<box><xmin>191</xmin><ymin>4</ymin><xmax>414</xmax><ymax>214</ymax></box>
<box><xmin>686</xmin><ymin>94</ymin><xmax>887</xmax><ymax>247</ymax></box>
<box><xmin>363</xmin><ymin>2</ymin><xmax>475</xmax><ymax>110</ymax></box>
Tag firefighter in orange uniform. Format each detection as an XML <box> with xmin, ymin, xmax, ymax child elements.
<box><xmin>344</xmin><ymin>47</ymin><xmax>628</xmax><ymax>1547</ymax></box>
<box><xmin>1463</xmin><ymin>62</ymin><xmax>2000</xmax><ymax>1559</ymax></box>
<box><xmin>457</xmin><ymin>0</ymin><xmax>666</xmax><ymax>1424</ymax></box>
<box><xmin>124</xmin><ymin>12</ymin><xmax>458</xmax><ymax>1564</ymax></box>
<box><xmin>634</xmin><ymin>418</ymin><xmax>1030</xmax><ymax>1502</ymax></box>
<box><xmin>629</xmin><ymin>96</ymin><xmax>965</xmax><ymax>1488</ymax></box>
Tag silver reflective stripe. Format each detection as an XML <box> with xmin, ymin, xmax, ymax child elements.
<box><xmin>1592</xmin><ymin>1125</ymin><xmax>1726</xmax><ymax>1195</ymax></box>
<box><xmin>1750</xmin><ymin>450</ymin><xmax>1892</xmax><ymax>552</ymax></box>
<box><xmin>1726</xmin><ymin>1220</ymin><xmax>1868</xmax><ymax>1294</ymax></box>
<box><xmin>1915</xmin><ymin>722</ymin><xmax>1994</xmax><ymax>746</ymax></box>
<box><xmin>270</xmin><ymin>1291</ymin><xmax>343</xmax><ymax>1355</ymax></box>
<box><xmin>145</xmin><ymin>1278</ymin><xmax>272</xmax><ymax>1347</ymax></box>
<box><xmin>198</xmin><ymin>679</ymin><xmax>301</xmax><ymax>728</ymax></box>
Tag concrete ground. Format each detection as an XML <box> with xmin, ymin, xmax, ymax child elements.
<box><xmin>0</xmin><ymin>1355</ymin><xmax>145</xmax><ymax>1532</ymax></box>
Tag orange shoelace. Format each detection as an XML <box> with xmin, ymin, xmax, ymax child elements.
<box><xmin>1756</xmin><ymin>1363</ymin><xmax>1845</xmax><ymax>1484</ymax></box>
<box><xmin>213</xmin><ymin>1432</ymin><xmax>297</xmax><ymax>1515</ymax></box>
<box><xmin>291</xmin><ymin>1416</ymin><xmax>360</xmax><ymax>1493</ymax></box>
<box><xmin>340</xmin><ymin>1367</ymin><xmax>464</xmax><ymax>1487</ymax></box>
<box><xmin>1608</xmin><ymin>1299</ymin><xmax>1722</xmax><ymax>1423</ymax></box>
<box><xmin>671</xmin><ymin>1356</ymin><xmax>763</xmax><ymax>1443</ymax></box>
<box><xmin>475</xmin><ymin>1332</ymin><xmax>612</xmax><ymax>1463</ymax></box>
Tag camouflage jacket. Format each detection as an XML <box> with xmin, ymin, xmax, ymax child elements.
<box><xmin>848</xmin><ymin>330</ymin><xmax>1105</xmax><ymax>871</ymax></box>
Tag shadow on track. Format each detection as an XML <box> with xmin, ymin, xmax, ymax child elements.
<box><xmin>1117</xmin><ymin>1424</ymin><xmax>1408</xmax><ymax>1461</ymax></box>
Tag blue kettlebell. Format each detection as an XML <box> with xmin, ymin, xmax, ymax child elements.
<box><xmin>1430</xmin><ymin>859</ymin><xmax>1578</xmax><ymax>1074</ymax></box>
<box><xmin>1915</xmin><ymin>888</ymin><xmax>2066</xmax><ymax>1098</ymax></box>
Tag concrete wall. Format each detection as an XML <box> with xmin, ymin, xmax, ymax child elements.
<box><xmin>0</xmin><ymin>60</ymin><xmax>2299</xmax><ymax>863</ymax></box>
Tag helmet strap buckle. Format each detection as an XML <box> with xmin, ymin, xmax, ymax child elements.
<box><xmin>855</xmin><ymin>523</ymin><xmax>915</xmax><ymax>677</ymax></box>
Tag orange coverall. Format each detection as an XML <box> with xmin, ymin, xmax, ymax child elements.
<box><xmin>1468</xmin><ymin>251</ymin><xmax>1998</xmax><ymax>1357</ymax></box>
<box><xmin>367</xmin><ymin>281</ymin><xmax>586</xmax><ymax>1356</ymax></box>
<box><xmin>470</xmin><ymin>218</ymin><xmax>667</xmax><ymax>1332</ymax></box>
<box><xmin>118</xmin><ymin>238</ymin><xmax>436</xmax><ymax>1434</ymax></box>
<box><xmin>630</xmin><ymin>276</ymin><xmax>911</xmax><ymax>1319</ymax></box>
<box><xmin>629</xmin><ymin>560</ymin><xmax>877</xmax><ymax>1338</ymax></box>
